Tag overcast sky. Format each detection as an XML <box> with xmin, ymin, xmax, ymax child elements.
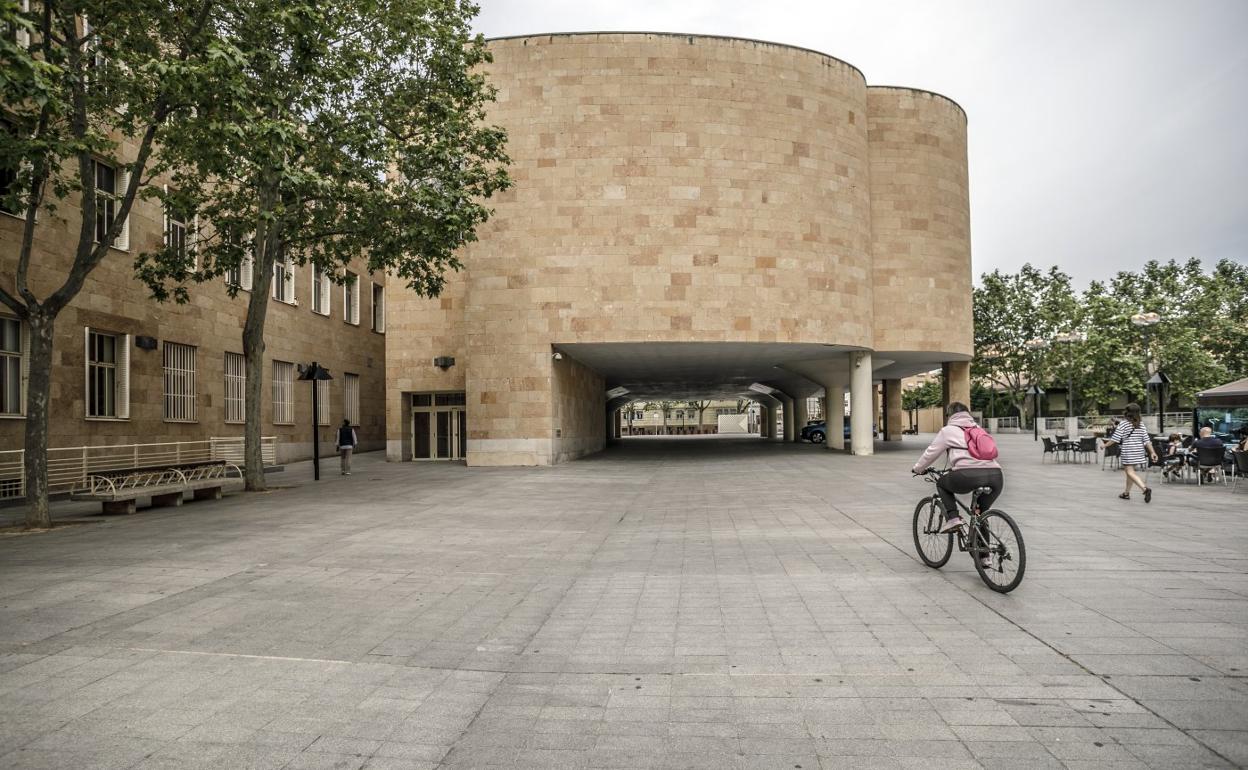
<box><xmin>473</xmin><ymin>0</ymin><xmax>1248</xmax><ymax>288</ymax></box>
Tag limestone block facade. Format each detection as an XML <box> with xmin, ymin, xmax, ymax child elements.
<box><xmin>0</xmin><ymin>136</ymin><xmax>388</xmax><ymax>463</ymax></box>
<box><xmin>385</xmin><ymin>33</ymin><xmax>974</xmax><ymax>467</ymax></box>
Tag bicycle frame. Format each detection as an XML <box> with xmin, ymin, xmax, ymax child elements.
<box><xmin>920</xmin><ymin>473</ymin><xmax>995</xmax><ymax>560</ymax></box>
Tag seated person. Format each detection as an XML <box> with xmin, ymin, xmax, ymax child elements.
<box><xmin>1237</xmin><ymin>430</ymin><xmax>1248</xmax><ymax>453</ymax></box>
<box><xmin>1162</xmin><ymin>433</ymin><xmax>1185</xmax><ymax>480</ymax></box>
<box><xmin>1192</xmin><ymin>427</ymin><xmax>1225</xmax><ymax>482</ymax></box>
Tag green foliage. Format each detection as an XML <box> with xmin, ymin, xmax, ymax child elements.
<box><xmin>902</xmin><ymin>380</ymin><xmax>941</xmax><ymax>411</ymax></box>
<box><xmin>133</xmin><ymin>0</ymin><xmax>511</xmax><ymax>302</ymax></box>
<box><xmin>973</xmin><ymin>258</ymin><xmax>1247</xmax><ymax>413</ymax></box>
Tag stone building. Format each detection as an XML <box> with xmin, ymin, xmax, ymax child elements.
<box><xmin>0</xmin><ymin>141</ymin><xmax>388</xmax><ymax>464</ymax></box>
<box><xmin>385</xmin><ymin>33</ymin><xmax>974</xmax><ymax>466</ymax></box>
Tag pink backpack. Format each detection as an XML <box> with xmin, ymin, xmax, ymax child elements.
<box><xmin>962</xmin><ymin>425</ymin><xmax>999</xmax><ymax>461</ymax></box>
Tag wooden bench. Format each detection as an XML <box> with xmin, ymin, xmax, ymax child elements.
<box><xmin>70</xmin><ymin>460</ymin><xmax>243</xmax><ymax>515</ymax></box>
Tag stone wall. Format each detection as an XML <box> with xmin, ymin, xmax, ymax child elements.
<box><xmin>0</xmin><ymin>144</ymin><xmax>387</xmax><ymax>461</ymax></box>
<box><xmin>552</xmin><ymin>354</ymin><xmax>605</xmax><ymax>463</ymax></box>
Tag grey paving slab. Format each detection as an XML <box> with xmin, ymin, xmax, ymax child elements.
<box><xmin>1</xmin><ymin>434</ymin><xmax>1246</xmax><ymax>769</ymax></box>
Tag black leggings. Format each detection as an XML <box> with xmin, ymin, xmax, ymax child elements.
<box><xmin>937</xmin><ymin>468</ymin><xmax>1004</xmax><ymax>520</ymax></box>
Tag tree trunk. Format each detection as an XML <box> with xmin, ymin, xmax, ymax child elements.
<box><xmin>22</xmin><ymin>310</ymin><xmax>55</xmax><ymax>529</ymax></box>
<box><xmin>242</xmin><ymin>256</ymin><xmax>274</xmax><ymax>492</ymax></box>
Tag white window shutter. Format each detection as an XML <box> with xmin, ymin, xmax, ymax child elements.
<box><xmin>191</xmin><ymin>214</ymin><xmax>200</xmax><ymax>271</ymax></box>
<box><xmin>288</xmin><ymin>264</ymin><xmax>296</xmax><ymax>304</ymax></box>
<box><xmin>114</xmin><ymin>169</ymin><xmax>131</xmax><ymax>250</ymax></box>
<box><xmin>16</xmin><ymin>0</ymin><xmax>30</xmax><ymax>49</ymax></box>
<box><xmin>116</xmin><ymin>334</ymin><xmax>130</xmax><ymax>418</ymax></box>
<box><xmin>83</xmin><ymin>326</ymin><xmax>90</xmax><ymax>415</ymax></box>
<box><xmin>241</xmin><ymin>255</ymin><xmax>253</xmax><ymax>290</ymax></box>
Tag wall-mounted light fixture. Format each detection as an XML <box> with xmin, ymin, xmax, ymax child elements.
<box><xmin>748</xmin><ymin>383</ymin><xmax>776</xmax><ymax>395</ymax></box>
<box><xmin>135</xmin><ymin>335</ymin><xmax>157</xmax><ymax>350</ymax></box>
<box><xmin>552</xmin><ymin>352</ymin><xmax>564</xmax><ymax>360</ymax></box>
<box><xmin>433</xmin><ymin>356</ymin><xmax>455</xmax><ymax>370</ymax></box>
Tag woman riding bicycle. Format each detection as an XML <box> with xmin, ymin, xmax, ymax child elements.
<box><xmin>911</xmin><ymin>402</ymin><xmax>1003</xmax><ymax>538</ymax></box>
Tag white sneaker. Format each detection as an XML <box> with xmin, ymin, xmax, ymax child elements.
<box><xmin>937</xmin><ymin>517</ymin><xmax>963</xmax><ymax>534</ymax></box>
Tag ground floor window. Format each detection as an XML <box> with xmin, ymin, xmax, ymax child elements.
<box><xmin>344</xmin><ymin>372</ymin><xmax>359</xmax><ymax>424</ymax></box>
<box><xmin>162</xmin><ymin>341</ymin><xmax>197</xmax><ymax>422</ymax></box>
<box><xmin>0</xmin><ymin>317</ymin><xmax>25</xmax><ymax>416</ymax></box>
<box><xmin>316</xmin><ymin>379</ymin><xmax>330</xmax><ymax>426</ymax></box>
<box><xmin>272</xmin><ymin>360</ymin><xmax>294</xmax><ymax>424</ymax></box>
<box><xmin>85</xmin><ymin>328</ymin><xmax>129</xmax><ymax>419</ymax></box>
<box><xmin>224</xmin><ymin>352</ymin><xmax>245</xmax><ymax>423</ymax></box>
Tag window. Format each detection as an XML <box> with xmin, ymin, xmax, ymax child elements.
<box><xmin>224</xmin><ymin>352</ymin><xmax>245</xmax><ymax>423</ymax></box>
<box><xmin>344</xmin><ymin>271</ymin><xmax>359</xmax><ymax>325</ymax></box>
<box><xmin>344</xmin><ymin>373</ymin><xmax>359</xmax><ymax>425</ymax></box>
<box><xmin>6</xmin><ymin>1</ymin><xmax>30</xmax><ymax>50</ymax></box>
<box><xmin>271</xmin><ymin>257</ymin><xmax>295</xmax><ymax>304</ymax></box>
<box><xmin>312</xmin><ymin>268</ymin><xmax>331</xmax><ymax>315</ymax></box>
<box><xmin>316</xmin><ymin>379</ymin><xmax>329</xmax><ymax>426</ymax></box>
<box><xmin>163</xmin><ymin>186</ymin><xmax>195</xmax><ymax>270</ymax></box>
<box><xmin>85</xmin><ymin>328</ymin><xmax>129</xmax><ymax>418</ymax></box>
<box><xmin>1</xmin><ymin>317</ymin><xmax>27</xmax><ymax>416</ymax></box>
<box><xmin>0</xmin><ymin>118</ymin><xmax>20</xmax><ymax>216</ymax></box>
<box><xmin>226</xmin><ymin>254</ymin><xmax>253</xmax><ymax>291</ymax></box>
<box><xmin>162</xmin><ymin>342</ymin><xmax>196</xmax><ymax>422</ymax></box>
<box><xmin>371</xmin><ymin>283</ymin><xmax>385</xmax><ymax>332</ymax></box>
<box><xmin>91</xmin><ymin>159</ymin><xmax>130</xmax><ymax>250</ymax></box>
<box><xmin>272</xmin><ymin>360</ymin><xmax>293</xmax><ymax>424</ymax></box>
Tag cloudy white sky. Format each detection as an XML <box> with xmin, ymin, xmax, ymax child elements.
<box><xmin>473</xmin><ymin>0</ymin><xmax>1248</xmax><ymax>288</ymax></box>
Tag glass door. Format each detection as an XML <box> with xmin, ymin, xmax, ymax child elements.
<box><xmin>412</xmin><ymin>393</ymin><xmax>466</xmax><ymax>461</ymax></box>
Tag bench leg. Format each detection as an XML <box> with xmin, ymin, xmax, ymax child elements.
<box><xmin>193</xmin><ymin>486</ymin><xmax>223</xmax><ymax>501</ymax></box>
<box><xmin>151</xmin><ymin>492</ymin><xmax>184</xmax><ymax>508</ymax></box>
<box><xmin>102</xmin><ymin>500</ymin><xmax>136</xmax><ymax>515</ymax></box>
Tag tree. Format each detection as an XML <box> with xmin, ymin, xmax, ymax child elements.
<box><xmin>972</xmin><ymin>264</ymin><xmax>1079</xmax><ymax>419</ymax></box>
<box><xmin>0</xmin><ymin>0</ymin><xmax>231</xmax><ymax>527</ymax></box>
<box><xmin>902</xmin><ymin>380</ymin><xmax>942</xmax><ymax>411</ymax></box>
<box><xmin>134</xmin><ymin>0</ymin><xmax>510</xmax><ymax>490</ymax></box>
<box><xmin>690</xmin><ymin>400</ymin><xmax>710</xmax><ymax>427</ymax></box>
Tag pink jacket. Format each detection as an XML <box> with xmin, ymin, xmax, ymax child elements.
<box><xmin>912</xmin><ymin>412</ymin><xmax>1002</xmax><ymax>473</ymax></box>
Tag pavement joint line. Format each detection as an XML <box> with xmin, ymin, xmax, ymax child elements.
<box><xmin>123</xmin><ymin>647</ymin><xmax>354</xmax><ymax>665</ymax></box>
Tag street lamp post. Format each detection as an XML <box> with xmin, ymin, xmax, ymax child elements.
<box><xmin>297</xmin><ymin>362</ymin><xmax>334</xmax><ymax>481</ymax></box>
<box><xmin>1054</xmin><ymin>331</ymin><xmax>1086</xmax><ymax>421</ymax></box>
<box><xmin>1025</xmin><ymin>337</ymin><xmax>1050</xmax><ymax>439</ymax></box>
<box><xmin>1131</xmin><ymin>312</ymin><xmax>1161</xmax><ymax>420</ymax></box>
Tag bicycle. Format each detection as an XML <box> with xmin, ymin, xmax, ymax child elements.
<box><xmin>912</xmin><ymin>468</ymin><xmax>1026</xmax><ymax>593</ymax></box>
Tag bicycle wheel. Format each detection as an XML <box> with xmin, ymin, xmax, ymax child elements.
<box><xmin>972</xmin><ymin>510</ymin><xmax>1026</xmax><ymax>593</ymax></box>
<box><xmin>913</xmin><ymin>497</ymin><xmax>953</xmax><ymax>568</ymax></box>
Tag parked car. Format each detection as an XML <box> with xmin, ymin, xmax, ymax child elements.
<box><xmin>799</xmin><ymin>420</ymin><xmax>877</xmax><ymax>443</ymax></box>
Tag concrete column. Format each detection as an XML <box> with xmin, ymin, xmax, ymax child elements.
<box><xmin>942</xmin><ymin>361</ymin><xmax>971</xmax><ymax>408</ymax></box>
<box><xmin>884</xmin><ymin>379</ymin><xmax>903</xmax><ymax>441</ymax></box>
<box><xmin>849</xmin><ymin>351</ymin><xmax>874</xmax><ymax>456</ymax></box>
<box><xmin>792</xmin><ymin>396</ymin><xmax>809</xmax><ymax>442</ymax></box>
<box><xmin>759</xmin><ymin>405</ymin><xmax>771</xmax><ymax>438</ymax></box>
<box><xmin>825</xmin><ymin>384</ymin><xmax>845</xmax><ymax>450</ymax></box>
<box><xmin>613</xmin><ymin>409</ymin><xmax>622</xmax><ymax>439</ymax></box>
<box><xmin>775</xmin><ymin>393</ymin><xmax>795</xmax><ymax>443</ymax></box>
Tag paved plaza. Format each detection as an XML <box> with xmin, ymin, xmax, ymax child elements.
<box><xmin>1</xmin><ymin>433</ymin><xmax>1246</xmax><ymax>769</ymax></box>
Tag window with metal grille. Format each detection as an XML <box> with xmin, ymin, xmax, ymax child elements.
<box><xmin>224</xmin><ymin>352</ymin><xmax>245</xmax><ymax>423</ymax></box>
<box><xmin>316</xmin><ymin>379</ymin><xmax>330</xmax><ymax>425</ymax></box>
<box><xmin>162</xmin><ymin>342</ymin><xmax>196</xmax><ymax>422</ymax></box>
<box><xmin>371</xmin><ymin>283</ymin><xmax>384</xmax><ymax>332</ymax></box>
<box><xmin>85</xmin><ymin>328</ymin><xmax>129</xmax><ymax>418</ymax></box>
<box><xmin>344</xmin><ymin>373</ymin><xmax>360</xmax><ymax>425</ymax></box>
<box><xmin>312</xmin><ymin>268</ymin><xmax>331</xmax><ymax>315</ymax></box>
<box><xmin>1</xmin><ymin>317</ymin><xmax>27</xmax><ymax>416</ymax></box>
<box><xmin>272</xmin><ymin>360</ymin><xmax>294</xmax><ymax>424</ymax></box>
<box><xmin>344</xmin><ymin>271</ymin><xmax>359</xmax><ymax>325</ymax></box>
<box><xmin>91</xmin><ymin>159</ymin><xmax>130</xmax><ymax>250</ymax></box>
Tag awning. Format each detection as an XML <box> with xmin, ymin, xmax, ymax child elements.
<box><xmin>1196</xmin><ymin>377</ymin><xmax>1248</xmax><ymax>407</ymax></box>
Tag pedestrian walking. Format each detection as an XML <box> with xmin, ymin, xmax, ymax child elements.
<box><xmin>1102</xmin><ymin>403</ymin><xmax>1157</xmax><ymax>502</ymax></box>
<box><xmin>337</xmin><ymin>419</ymin><xmax>358</xmax><ymax>475</ymax></box>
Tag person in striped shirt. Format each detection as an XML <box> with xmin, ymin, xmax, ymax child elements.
<box><xmin>1102</xmin><ymin>403</ymin><xmax>1158</xmax><ymax>502</ymax></box>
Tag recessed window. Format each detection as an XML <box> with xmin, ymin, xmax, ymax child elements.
<box><xmin>316</xmin><ymin>379</ymin><xmax>329</xmax><ymax>426</ymax></box>
<box><xmin>91</xmin><ymin>159</ymin><xmax>130</xmax><ymax>250</ymax></box>
<box><xmin>162</xmin><ymin>341</ymin><xmax>196</xmax><ymax>422</ymax></box>
<box><xmin>0</xmin><ymin>118</ymin><xmax>20</xmax><ymax>216</ymax></box>
<box><xmin>344</xmin><ymin>271</ymin><xmax>359</xmax><ymax>325</ymax></box>
<box><xmin>225</xmin><ymin>254</ymin><xmax>253</xmax><ymax>291</ymax></box>
<box><xmin>163</xmin><ymin>186</ymin><xmax>195</xmax><ymax>271</ymax></box>
<box><xmin>371</xmin><ymin>283</ymin><xmax>385</xmax><ymax>333</ymax></box>
<box><xmin>85</xmin><ymin>328</ymin><xmax>129</xmax><ymax>419</ymax></box>
<box><xmin>1</xmin><ymin>317</ymin><xmax>26</xmax><ymax>416</ymax></box>
<box><xmin>271</xmin><ymin>256</ymin><xmax>296</xmax><ymax>304</ymax></box>
<box><xmin>224</xmin><ymin>352</ymin><xmax>245</xmax><ymax>423</ymax></box>
<box><xmin>272</xmin><ymin>360</ymin><xmax>294</xmax><ymax>425</ymax></box>
<box><xmin>344</xmin><ymin>373</ymin><xmax>360</xmax><ymax>425</ymax></box>
<box><xmin>312</xmin><ymin>268</ymin><xmax>331</xmax><ymax>315</ymax></box>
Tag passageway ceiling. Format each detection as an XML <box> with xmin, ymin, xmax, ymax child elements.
<box><xmin>557</xmin><ymin>343</ymin><xmax>962</xmax><ymax>402</ymax></box>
